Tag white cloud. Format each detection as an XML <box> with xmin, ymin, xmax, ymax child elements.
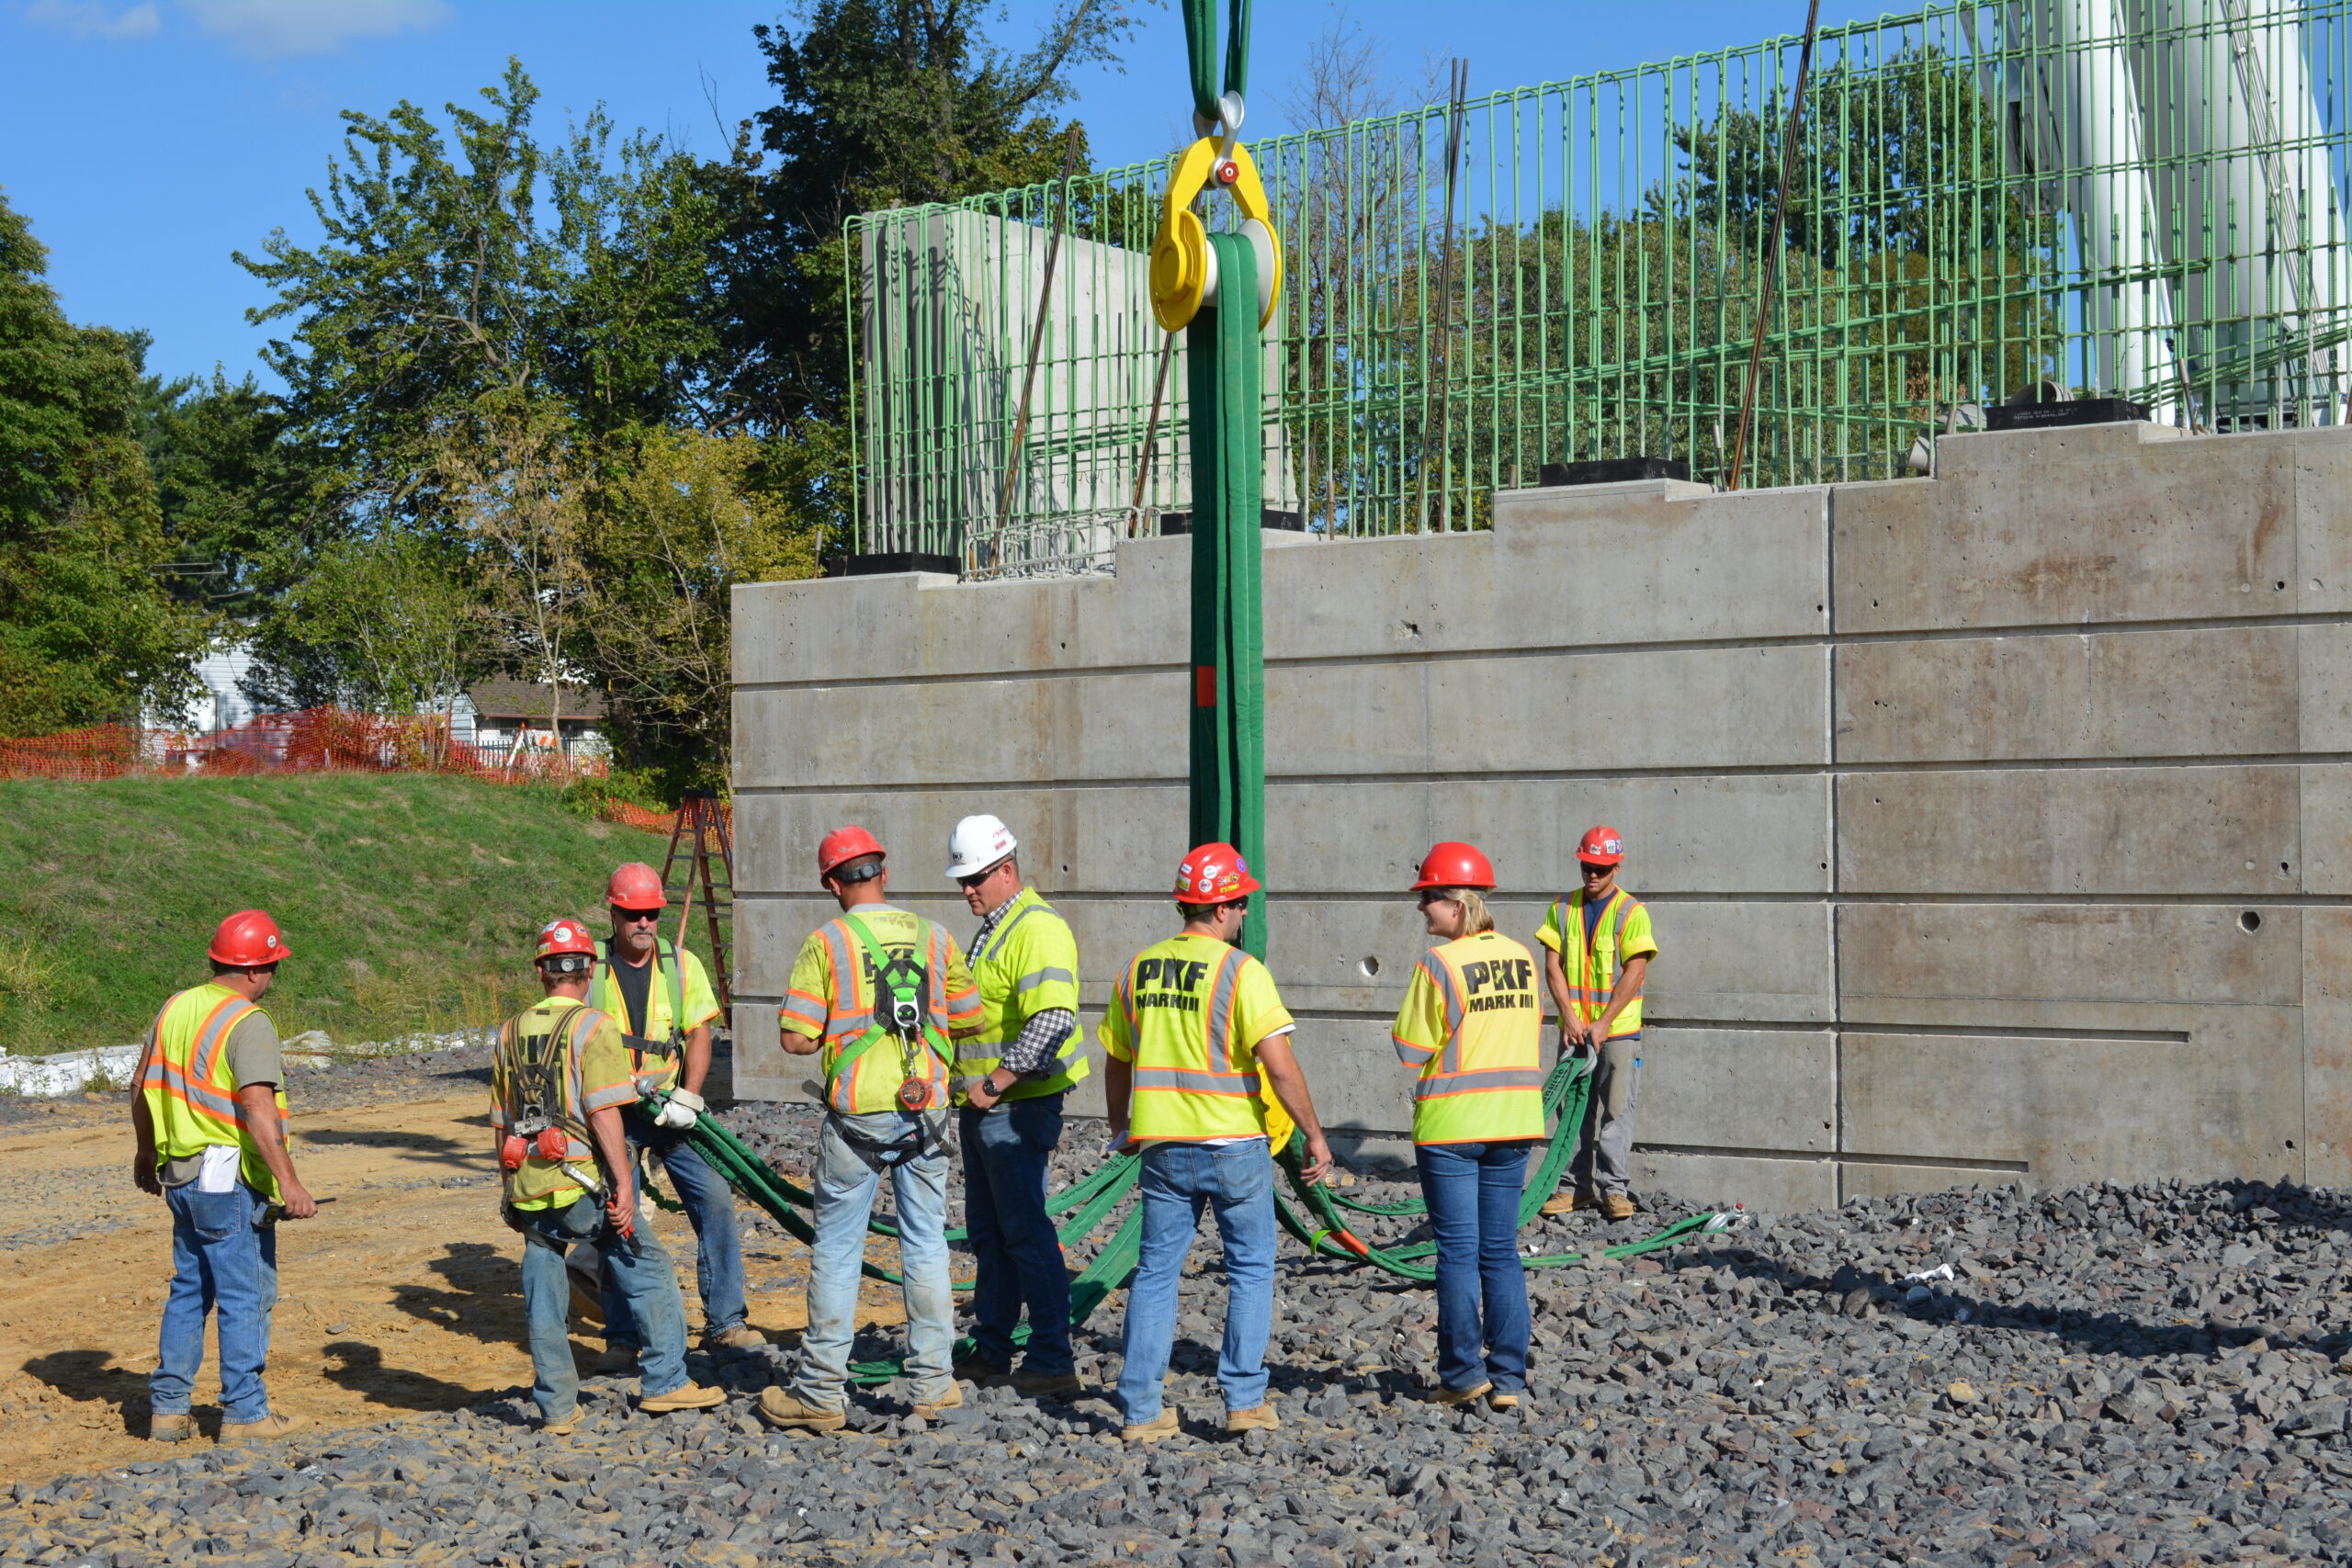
<box><xmin>21</xmin><ymin>0</ymin><xmax>163</xmax><ymax>40</ymax></box>
<box><xmin>178</xmin><ymin>0</ymin><xmax>449</xmax><ymax>58</ymax></box>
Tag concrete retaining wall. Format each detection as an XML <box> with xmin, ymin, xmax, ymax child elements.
<box><xmin>730</xmin><ymin>419</ymin><xmax>2352</xmax><ymax>1208</ymax></box>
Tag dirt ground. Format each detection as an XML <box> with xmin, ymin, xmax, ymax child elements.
<box><xmin>0</xmin><ymin>1084</ymin><xmax>891</xmax><ymax>1488</ymax></box>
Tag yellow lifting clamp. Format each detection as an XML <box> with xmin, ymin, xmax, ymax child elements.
<box><xmin>1149</xmin><ymin>132</ymin><xmax>1282</xmax><ymax>333</ymax></box>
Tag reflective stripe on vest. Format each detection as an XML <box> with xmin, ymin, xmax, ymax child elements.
<box><xmin>140</xmin><ymin>984</ymin><xmax>286</xmax><ymax>1201</ymax></box>
<box><xmin>494</xmin><ymin>1002</ymin><xmax>611</xmax><ymax>1166</ymax></box>
<box><xmin>1119</xmin><ymin>941</ymin><xmax>1265</xmax><ymax>1141</ymax></box>
<box><xmin>952</xmin><ymin>887</ymin><xmax>1090</xmax><ymax>1105</ymax></box>
<box><xmin>1401</xmin><ymin>934</ymin><xmax>1547</xmax><ymax>1145</ymax></box>
<box><xmin>1553</xmin><ymin>889</ymin><xmax>1644</xmax><ymax>1035</ymax></box>
<box><xmin>816</xmin><ymin>915</ymin><xmax>956</xmax><ymax>1115</ymax></box>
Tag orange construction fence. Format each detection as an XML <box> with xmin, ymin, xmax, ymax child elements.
<box><xmin>0</xmin><ymin>707</ymin><xmax>612</xmax><ymax>786</ymax></box>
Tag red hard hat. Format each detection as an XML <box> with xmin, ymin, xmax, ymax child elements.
<box><xmin>1174</xmin><ymin>841</ymin><xmax>1261</xmax><ymax>901</ymax></box>
<box><xmin>606</xmin><ymin>862</ymin><xmax>666</xmax><ymax>909</ymax></box>
<box><xmin>209</xmin><ymin>909</ymin><xmax>290</xmax><ymax>967</ymax></box>
<box><xmin>1577</xmin><ymin>825</ymin><xmax>1626</xmax><ymax>866</ymax></box>
<box><xmin>817</xmin><ymin>825</ymin><xmax>887</xmax><ymax>880</ymax></box>
<box><xmin>535</xmin><ymin>918</ymin><xmax>597</xmax><ymax>961</ymax></box>
<box><xmin>1411</xmin><ymin>841</ymin><xmax>1497</xmax><ymax>892</ymax></box>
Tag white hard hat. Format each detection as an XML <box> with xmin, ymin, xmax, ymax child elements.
<box><xmin>945</xmin><ymin>814</ymin><xmax>1018</xmax><ymax>879</ymax></box>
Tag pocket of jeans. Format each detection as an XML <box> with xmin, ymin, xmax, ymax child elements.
<box><xmin>1212</xmin><ymin>1142</ymin><xmax>1272</xmax><ymax>1201</ymax></box>
<box><xmin>186</xmin><ymin>1186</ymin><xmax>244</xmax><ymax>1242</ymax></box>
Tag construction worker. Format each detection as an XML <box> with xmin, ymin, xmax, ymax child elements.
<box><xmin>492</xmin><ymin>918</ymin><xmax>724</xmax><ymax>1433</ymax></box>
<box><xmin>758</xmin><ymin>827</ymin><xmax>981</xmax><ymax>1433</ymax></box>
<box><xmin>1102</xmin><ymin>843</ymin><xmax>1334</xmax><ymax>1442</ymax></box>
<box><xmin>130</xmin><ymin>908</ymin><xmax>314</xmax><ymax>1444</ymax></box>
<box><xmin>1394</xmin><ymin>843</ymin><xmax>1545</xmax><ymax>1411</ymax></box>
<box><xmin>588</xmin><ymin>862</ymin><xmax>759</xmax><ymax>1365</ymax></box>
<box><xmin>1537</xmin><ymin>826</ymin><xmax>1658</xmax><ymax>1221</ymax></box>
<box><xmin>944</xmin><ymin>814</ymin><xmax>1087</xmax><ymax>1395</ymax></box>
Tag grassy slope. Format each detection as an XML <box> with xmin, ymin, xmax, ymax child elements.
<box><xmin>0</xmin><ymin>773</ymin><xmax>690</xmax><ymax>1055</ymax></box>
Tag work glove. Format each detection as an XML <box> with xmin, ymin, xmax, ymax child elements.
<box><xmin>653</xmin><ymin>1088</ymin><xmax>706</xmax><ymax>1131</ymax></box>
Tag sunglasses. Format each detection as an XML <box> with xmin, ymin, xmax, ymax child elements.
<box><xmin>1417</xmin><ymin>890</ymin><xmax>1458</xmax><ymax>908</ymax></box>
<box><xmin>1578</xmin><ymin>863</ymin><xmax>1613</xmax><ymax>876</ymax></box>
<box><xmin>614</xmin><ymin>908</ymin><xmax>662</xmax><ymax>923</ymax></box>
<box><xmin>956</xmin><ymin>859</ymin><xmax>1012</xmax><ymax>891</ymax></box>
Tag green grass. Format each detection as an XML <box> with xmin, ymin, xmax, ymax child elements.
<box><xmin>0</xmin><ymin>773</ymin><xmax>690</xmax><ymax>1055</ymax></box>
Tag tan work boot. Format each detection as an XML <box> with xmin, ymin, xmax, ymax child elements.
<box><xmin>1600</xmin><ymin>1192</ymin><xmax>1636</xmax><ymax>1222</ymax></box>
<box><xmin>757</xmin><ymin>1388</ymin><xmax>847</xmax><ymax>1432</ymax></box>
<box><xmin>639</xmin><ymin>1382</ymin><xmax>725</xmax><ymax>1415</ymax></box>
<box><xmin>149</xmin><ymin>1412</ymin><xmax>195</xmax><ymax>1443</ymax></box>
<box><xmin>1539</xmin><ymin>1190</ymin><xmax>1600</xmax><ymax>1216</ymax></box>
<box><xmin>540</xmin><ymin>1407</ymin><xmax>582</xmax><ymax>1437</ymax></box>
<box><xmin>910</xmin><ymin>1383</ymin><xmax>961</xmax><ymax>1421</ymax></box>
<box><xmin>1226</xmin><ymin>1403</ymin><xmax>1281</xmax><ymax>1435</ymax></box>
<box><xmin>220</xmin><ymin>1411</ymin><xmax>306</xmax><ymax>1444</ymax></box>
<box><xmin>1121</xmin><ymin>1408</ymin><xmax>1179</xmax><ymax>1443</ymax></box>
<box><xmin>591</xmin><ymin>1344</ymin><xmax>637</xmax><ymax>1375</ymax></box>
<box><xmin>1487</xmin><ymin>1390</ymin><xmax>1522</xmax><ymax>1413</ymax></box>
<box><xmin>703</xmin><ymin>1324</ymin><xmax>766</xmax><ymax>1352</ymax></box>
<box><xmin>1430</xmin><ymin>1381</ymin><xmax>1492</xmax><ymax>1408</ymax></box>
<box><xmin>1013</xmin><ymin>1369</ymin><xmax>1083</xmax><ymax>1399</ymax></box>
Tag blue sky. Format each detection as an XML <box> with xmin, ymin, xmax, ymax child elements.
<box><xmin>0</xmin><ymin>0</ymin><xmax>1887</xmax><ymax>387</ymax></box>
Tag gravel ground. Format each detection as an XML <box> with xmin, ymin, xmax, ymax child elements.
<box><xmin>5</xmin><ymin>1084</ymin><xmax>2349</xmax><ymax>1566</ymax></box>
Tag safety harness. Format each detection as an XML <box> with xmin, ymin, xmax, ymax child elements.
<box><xmin>824</xmin><ymin>913</ymin><xmax>952</xmax><ymax>1166</ymax></box>
<box><xmin>592</xmin><ymin>937</ymin><xmax>687</xmax><ymax>1078</ymax></box>
<box><xmin>496</xmin><ymin>1004</ymin><xmax>610</xmax><ymax>1210</ymax></box>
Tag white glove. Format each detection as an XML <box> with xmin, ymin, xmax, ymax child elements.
<box><xmin>653</xmin><ymin>1089</ymin><xmax>706</xmax><ymax>1130</ymax></box>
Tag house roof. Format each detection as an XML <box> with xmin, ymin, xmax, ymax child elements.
<box><xmin>466</xmin><ymin>680</ymin><xmax>608</xmax><ymax>721</ymax></box>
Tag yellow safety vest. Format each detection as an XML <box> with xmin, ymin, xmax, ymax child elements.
<box><xmin>953</xmin><ymin>886</ymin><xmax>1089</xmax><ymax>1105</ymax></box>
<box><xmin>1548</xmin><ymin>886</ymin><xmax>1650</xmax><ymax>1038</ymax></box>
<box><xmin>1107</xmin><ymin>935</ymin><xmax>1288</xmax><ymax>1143</ymax></box>
<box><xmin>1391</xmin><ymin>931</ymin><xmax>1546</xmax><ymax>1145</ymax></box>
<box><xmin>589</xmin><ymin>937</ymin><xmax>690</xmax><ymax>1095</ymax></box>
<box><xmin>137</xmin><ymin>982</ymin><xmax>287</xmax><ymax>1203</ymax></box>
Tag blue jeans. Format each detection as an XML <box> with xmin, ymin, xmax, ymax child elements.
<box><xmin>152</xmin><ymin>1180</ymin><xmax>277</xmax><ymax>1424</ymax></box>
<box><xmin>1417</xmin><ymin>1140</ymin><xmax>1533</xmax><ymax>1394</ymax></box>
<box><xmin>1117</xmin><ymin>1138</ymin><xmax>1276</xmax><ymax>1423</ymax></box>
<box><xmin>960</xmin><ymin>1094</ymin><xmax>1072</xmax><ymax>1375</ymax></box>
<box><xmin>604</xmin><ymin>1109</ymin><xmax>748</xmax><ymax>1347</ymax></box>
<box><xmin>519</xmin><ymin>1194</ymin><xmax>690</xmax><ymax>1420</ymax></box>
<box><xmin>793</xmin><ymin>1110</ymin><xmax>955</xmax><ymax>1413</ymax></box>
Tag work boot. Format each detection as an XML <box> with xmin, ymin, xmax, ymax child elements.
<box><xmin>1487</xmin><ymin>1390</ymin><xmax>1523</xmax><ymax>1413</ymax></box>
<box><xmin>148</xmin><ymin>1412</ymin><xmax>194</xmax><ymax>1443</ymax></box>
<box><xmin>1013</xmin><ymin>1369</ymin><xmax>1083</xmax><ymax>1399</ymax></box>
<box><xmin>952</xmin><ymin>1352</ymin><xmax>1012</xmax><ymax>1386</ymax></box>
<box><xmin>591</xmin><ymin>1343</ymin><xmax>638</xmax><ymax>1376</ymax></box>
<box><xmin>220</xmin><ymin>1411</ymin><xmax>307</xmax><ymax>1444</ymax></box>
<box><xmin>1430</xmin><ymin>1381</ymin><xmax>1492</xmax><ymax>1408</ymax></box>
<box><xmin>910</xmin><ymin>1383</ymin><xmax>962</xmax><ymax>1421</ymax></box>
<box><xmin>756</xmin><ymin>1388</ymin><xmax>847</xmax><ymax>1432</ymax></box>
<box><xmin>703</xmin><ymin>1324</ymin><xmax>766</xmax><ymax>1353</ymax></box>
<box><xmin>1225</xmin><ymin>1403</ymin><xmax>1281</xmax><ymax>1435</ymax></box>
<box><xmin>540</xmin><ymin>1407</ymin><xmax>582</xmax><ymax>1437</ymax></box>
<box><xmin>639</xmin><ymin>1383</ymin><xmax>725</xmax><ymax>1415</ymax></box>
<box><xmin>1539</xmin><ymin>1190</ymin><xmax>1599</xmax><ymax>1217</ymax></box>
<box><xmin>1600</xmin><ymin>1192</ymin><xmax>1637</xmax><ymax>1222</ymax></box>
<box><xmin>1120</xmin><ymin>1408</ymin><xmax>1179</xmax><ymax>1443</ymax></box>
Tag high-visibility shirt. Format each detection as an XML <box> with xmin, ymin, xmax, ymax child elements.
<box><xmin>1390</xmin><ymin>931</ymin><xmax>1546</xmax><ymax>1145</ymax></box>
<box><xmin>1534</xmin><ymin>886</ymin><xmax>1658</xmax><ymax>1038</ymax></box>
<box><xmin>779</xmin><ymin>905</ymin><xmax>981</xmax><ymax>1115</ymax></box>
<box><xmin>954</xmin><ymin>886</ymin><xmax>1089</xmax><ymax>1105</ymax></box>
<box><xmin>589</xmin><ymin>939</ymin><xmax>723</xmax><ymax>1097</ymax></box>
<box><xmin>490</xmin><ymin>998</ymin><xmax>638</xmax><ymax>1209</ymax></box>
<box><xmin>138</xmin><ymin>982</ymin><xmax>288</xmax><ymax>1203</ymax></box>
<box><xmin>1100</xmin><ymin>934</ymin><xmax>1295</xmax><ymax>1143</ymax></box>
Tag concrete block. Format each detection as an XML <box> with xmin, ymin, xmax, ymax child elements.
<box><xmin>2298</xmin><ymin>625</ymin><xmax>2352</xmax><ymax>754</ymax></box>
<box><xmin>2294</xmin><ymin>430</ymin><xmax>2352</xmax><ymax>613</ymax></box>
<box><xmin>2305</xmin><ymin>763</ymin><xmax>2352</xmax><ymax>897</ymax></box>
<box><xmin>2304</xmin><ymin>910</ymin><xmax>2352</xmax><ymax>1185</ymax></box>
<box><xmin>1634</xmin><ymin>1028</ymin><xmax>1836</xmax><ymax>1154</ymax></box>
<box><xmin>1835</xmin><ymin>422</ymin><xmax>2292</xmax><ymax>633</ymax></box>
<box><xmin>1838</xmin><ymin>903</ymin><xmax>2301</xmax><ymax>1010</ymax></box>
<box><xmin>729</xmin><ymin>1002</ymin><xmax>795</xmax><ymax>1103</ymax></box>
<box><xmin>1836</xmin><ymin>626</ymin><xmax>2298</xmax><ymax>763</ymax></box>
<box><xmin>1840</xmin><ymin>1008</ymin><xmax>2301</xmax><ymax>1186</ymax></box>
<box><xmin>1629</xmin><ymin>1149</ymin><xmax>1837</xmax><ymax>1213</ymax></box>
<box><xmin>1836</xmin><ymin>766</ymin><xmax>2299</xmax><ymax>896</ymax></box>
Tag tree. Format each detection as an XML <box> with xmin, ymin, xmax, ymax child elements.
<box><xmin>257</xmin><ymin>531</ymin><xmax>487</xmax><ymax>722</ymax></box>
<box><xmin>0</xmin><ymin>190</ymin><xmax>206</xmax><ymax>734</ymax></box>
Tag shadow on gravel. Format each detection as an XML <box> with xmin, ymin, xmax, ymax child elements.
<box><xmin>383</xmin><ymin>1240</ymin><xmax>524</xmax><ymax>1349</ymax></box>
<box><xmin>321</xmin><ymin>1339</ymin><xmax>493</xmax><ymax>1413</ymax></box>
<box><xmin>21</xmin><ymin>1348</ymin><xmax>148</xmax><ymax>1436</ymax></box>
<box><xmin>300</xmin><ymin>1126</ymin><xmax>479</xmax><ymax>1173</ymax></box>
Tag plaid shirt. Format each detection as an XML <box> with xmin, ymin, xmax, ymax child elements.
<box><xmin>971</xmin><ymin>897</ymin><xmax>1076</xmax><ymax>1078</ymax></box>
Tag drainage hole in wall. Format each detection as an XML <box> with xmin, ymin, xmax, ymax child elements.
<box><xmin>1359</xmin><ymin>956</ymin><xmax>1381</xmax><ymax>978</ymax></box>
<box><xmin>2240</xmin><ymin>910</ymin><xmax>2263</xmax><ymax>933</ymax></box>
